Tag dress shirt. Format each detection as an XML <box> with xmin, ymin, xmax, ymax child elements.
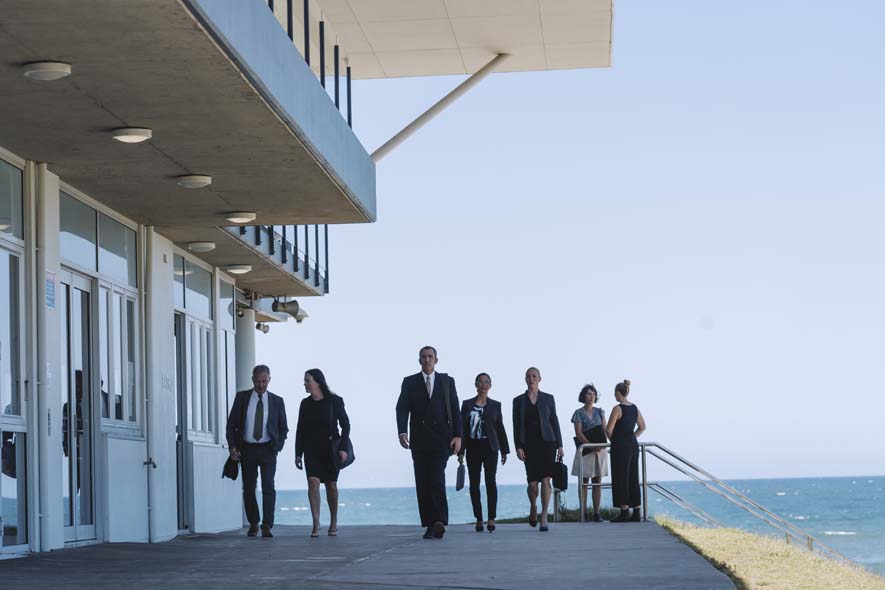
<box><xmin>243</xmin><ymin>389</ymin><xmax>271</xmax><ymax>444</ymax></box>
<box><xmin>400</xmin><ymin>371</ymin><xmax>437</xmax><ymax>437</ymax></box>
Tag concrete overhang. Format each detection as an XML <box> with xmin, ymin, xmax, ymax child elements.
<box><xmin>316</xmin><ymin>0</ymin><xmax>613</xmax><ymax>79</ymax></box>
<box><xmin>0</xmin><ymin>0</ymin><xmax>375</xmax><ymax>229</ymax></box>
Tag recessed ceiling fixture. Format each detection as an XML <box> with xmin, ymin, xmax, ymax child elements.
<box><xmin>226</xmin><ymin>264</ymin><xmax>252</xmax><ymax>275</ymax></box>
<box><xmin>112</xmin><ymin>127</ymin><xmax>152</xmax><ymax>143</ymax></box>
<box><xmin>187</xmin><ymin>241</ymin><xmax>216</xmax><ymax>253</ymax></box>
<box><xmin>23</xmin><ymin>61</ymin><xmax>72</xmax><ymax>81</ymax></box>
<box><xmin>225</xmin><ymin>211</ymin><xmax>257</xmax><ymax>224</ymax></box>
<box><xmin>176</xmin><ymin>174</ymin><xmax>212</xmax><ymax>189</ymax></box>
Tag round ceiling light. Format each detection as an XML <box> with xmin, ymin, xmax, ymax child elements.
<box><xmin>23</xmin><ymin>61</ymin><xmax>72</xmax><ymax>81</ymax></box>
<box><xmin>176</xmin><ymin>175</ymin><xmax>212</xmax><ymax>189</ymax></box>
<box><xmin>112</xmin><ymin>127</ymin><xmax>152</xmax><ymax>143</ymax></box>
<box><xmin>187</xmin><ymin>241</ymin><xmax>216</xmax><ymax>253</ymax></box>
<box><xmin>225</xmin><ymin>211</ymin><xmax>257</xmax><ymax>224</ymax></box>
<box><xmin>225</xmin><ymin>264</ymin><xmax>252</xmax><ymax>275</ymax></box>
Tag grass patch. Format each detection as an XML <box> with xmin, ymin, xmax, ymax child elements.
<box><xmin>657</xmin><ymin>516</ymin><xmax>885</xmax><ymax>590</ymax></box>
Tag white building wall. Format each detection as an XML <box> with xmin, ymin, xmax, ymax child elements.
<box><xmin>145</xmin><ymin>230</ymin><xmax>179</xmax><ymax>541</ymax></box>
<box><xmin>102</xmin><ymin>436</ymin><xmax>148</xmax><ymax>542</ymax></box>
<box><xmin>191</xmin><ymin>442</ymin><xmax>241</xmax><ymax>533</ymax></box>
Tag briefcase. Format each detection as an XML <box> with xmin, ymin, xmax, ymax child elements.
<box><xmin>455</xmin><ymin>459</ymin><xmax>466</xmax><ymax>491</ymax></box>
<box><xmin>221</xmin><ymin>456</ymin><xmax>239</xmax><ymax>480</ymax></box>
<box><xmin>552</xmin><ymin>458</ymin><xmax>568</xmax><ymax>492</ymax></box>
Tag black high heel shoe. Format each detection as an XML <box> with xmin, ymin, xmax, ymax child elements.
<box><xmin>475</xmin><ymin>520</ymin><xmax>484</xmax><ymax>532</ymax></box>
<box><xmin>487</xmin><ymin>521</ymin><xmax>496</xmax><ymax>532</ymax></box>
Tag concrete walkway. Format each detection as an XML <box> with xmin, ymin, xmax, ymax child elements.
<box><xmin>0</xmin><ymin>523</ymin><xmax>734</xmax><ymax>590</ymax></box>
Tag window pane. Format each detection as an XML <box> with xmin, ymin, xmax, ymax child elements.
<box><xmin>1</xmin><ymin>431</ymin><xmax>28</xmax><ymax>546</ymax></box>
<box><xmin>112</xmin><ymin>294</ymin><xmax>123</xmax><ymax>420</ymax></box>
<box><xmin>99</xmin><ymin>288</ymin><xmax>110</xmax><ymax>419</ymax></box>
<box><xmin>59</xmin><ymin>193</ymin><xmax>97</xmax><ymax>271</ymax></box>
<box><xmin>1</xmin><ymin>251</ymin><xmax>20</xmax><ymax>416</ymax></box>
<box><xmin>190</xmin><ymin>322</ymin><xmax>201</xmax><ymax>430</ymax></box>
<box><xmin>173</xmin><ymin>255</ymin><xmax>185</xmax><ymax>309</ymax></box>
<box><xmin>202</xmin><ymin>327</ymin><xmax>212</xmax><ymax>434</ymax></box>
<box><xmin>98</xmin><ymin>213</ymin><xmax>137</xmax><ymax>287</ymax></box>
<box><xmin>184</xmin><ymin>261</ymin><xmax>212</xmax><ymax>320</ymax></box>
<box><xmin>219</xmin><ymin>281</ymin><xmax>234</xmax><ymax>331</ymax></box>
<box><xmin>0</xmin><ymin>160</ymin><xmax>23</xmax><ymax>240</ymax></box>
<box><xmin>127</xmin><ymin>299</ymin><xmax>136</xmax><ymax>422</ymax></box>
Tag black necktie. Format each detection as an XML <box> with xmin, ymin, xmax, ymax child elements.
<box><xmin>253</xmin><ymin>394</ymin><xmax>264</xmax><ymax>441</ymax></box>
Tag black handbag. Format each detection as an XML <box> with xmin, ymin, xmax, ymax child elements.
<box><xmin>455</xmin><ymin>457</ymin><xmax>466</xmax><ymax>491</ymax></box>
<box><xmin>221</xmin><ymin>456</ymin><xmax>239</xmax><ymax>480</ymax></box>
<box><xmin>552</xmin><ymin>458</ymin><xmax>569</xmax><ymax>492</ymax></box>
<box><xmin>574</xmin><ymin>425</ymin><xmax>607</xmax><ymax>456</ymax></box>
<box><xmin>329</xmin><ymin>397</ymin><xmax>355</xmax><ymax>469</ymax></box>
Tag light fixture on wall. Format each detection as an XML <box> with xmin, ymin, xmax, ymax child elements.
<box><xmin>187</xmin><ymin>241</ymin><xmax>216</xmax><ymax>253</ymax></box>
<box><xmin>225</xmin><ymin>211</ymin><xmax>257</xmax><ymax>224</ymax></box>
<box><xmin>176</xmin><ymin>174</ymin><xmax>212</xmax><ymax>189</ymax></box>
<box><xmin>112</xmin><ymin>127</ymin><xmax>153</xmax><ymax>143</ymax></box>
<box><xmin>255</xmin><ymin>322</ymin><xmax>270</xmax><ymax>334</ymax></box>
<box><xmin>23</xmin><ymin>61</ymin><xmax>72</xmax><ymax>80</ymax></box>
<box><xmin>225</xmin><ymin>264</ymin><xmax>252</xmax><ymax>275</ymax></box>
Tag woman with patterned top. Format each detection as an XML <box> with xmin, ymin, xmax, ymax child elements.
<box><xmin>459</xmin><ymin>373</ymin><xmax>509</xmax><ymax>533</ymax></box>
<box><xmin>570</xmin><ymin>384</ymin><xmax>608</xmax><ymax>522</ymax></box>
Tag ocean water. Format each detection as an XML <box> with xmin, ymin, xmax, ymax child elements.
<box><xmin>274</xmin><ymin>475</ymin><xmax>885</xmax><ymax>575</ymax></box>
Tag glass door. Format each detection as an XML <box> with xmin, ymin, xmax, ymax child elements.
<box><xmin>174</xmin><ymin>312</ymin><xmax>191</xmax><ymax>532</ymax></box>
<box><xmin>59</xmin><ymin>271</ymin><xmax>96</xmax><ymax>542</ymax></box>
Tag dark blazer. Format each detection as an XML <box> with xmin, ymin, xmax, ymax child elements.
<box><xmin>512</xmin><ymin>391</ymin><xmax>563</xmax><ymax>450</ymax></box>
<box><xmin>459</xmin><ymin>397</ymin><xmax>510</xmax><ymax>455</ymax></box>
<box><xmin>226</xmin><ymin>389</ymin><xmax>289</xmax><ymax>453</ymax></box>
<box><xmin>294</xmin><ymin>394</ymin><xmax>350</xmax><ymax>458</ymax></box>
<box><xmin>396</xmin><ymin>372</ymin><xmax>462</xmax><ymax>452</ymax></box>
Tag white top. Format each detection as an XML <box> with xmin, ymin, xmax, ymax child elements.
<box><xmin>243</xmin><ymin>389</ymin><xmax>271</xmax><ymax>444</ymax></box>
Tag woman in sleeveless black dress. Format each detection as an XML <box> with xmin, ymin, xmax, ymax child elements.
<box><xmin>295</xmin><ymin>369</ymin><xmax>350</xmax><ymax>537</ymax></box>
<box><xmin>605</xmin><ymin>380</ymin><xmax>646</xmax><ymax>522</ymax></box>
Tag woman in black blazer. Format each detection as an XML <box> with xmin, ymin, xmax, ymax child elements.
<box><xmin>295</xmin><ymin>368</ymin><xmax>350</xmax><ymax>538</ymax></box>
<box><xmin>458</xmin><ymin>373</ymin><xmax>509</xmax><ymax>533</ymax></box>
<box><xmin>512</xmin><ymin>367</ymin><xmax>563</xmax><ymax>532</ymax></box>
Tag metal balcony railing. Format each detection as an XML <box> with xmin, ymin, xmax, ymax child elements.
<box><xmin>236</xmin><ymin>224</ymin><xmax>329</xmax><ymax>293</ymax></box>
<box><xmin>265</xmin><ymin>0</ymin><xmax>353</xmax><ymax>128</ymax></box>
<box><xmin>573</xmin><ymin>442</ymin><xmax>854</xmax><ymax>566</ymax></box>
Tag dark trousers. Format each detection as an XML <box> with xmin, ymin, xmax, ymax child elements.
<box><xmin>241</xmin><ymin>442</ymin><xmax>278</xmax><ymax>527</ymax></box>
<box><xmin>411</xmin><ymin>449</ymin><xmax>449</xmax><ymax>527</ymax></box>
<box><xmin>466</xmin><ymin>440</ymin><xmax>498</xmax><ymax>520</ymax></box>
<box><xmin>610</xmin><ymin>443</ymin><xmax>641</xmax><ymax>508</ymax></box>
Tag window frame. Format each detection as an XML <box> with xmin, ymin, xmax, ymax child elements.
<box><xmin>0</xmin><ymin>243</ymin><xmax>26</xmax><ymax>431</ymax></box>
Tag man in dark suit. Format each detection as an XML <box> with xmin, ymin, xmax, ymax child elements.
<box><xmin>226</xmin><ymin>364</ymin><xmax>288</xmax><ymax>538</ymax></box>
<box><xmin>396</xmin><ymin>346</ymin><xmax>462</xmax><ymax>539</ymax></box>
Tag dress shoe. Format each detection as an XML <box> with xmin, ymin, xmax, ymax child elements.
<box><xmin>529</xmin><ymin>505</ymin><xmax>538</xmax><ymax>528</ymax></box>
<box><xmin>611</xmin><ymin>509</ymin><xmax>631</xmax><ymax>522</ymax></box>
<box><xmin>247</xmin><ymin>524</ymin><xmax>259</xmax><ymax>537</ymax></box>
<box><xmin>475</xmin><ymin>520</ymin><xmax>484</xmax><ymax>533</ymax></box>
<box><xmin>423</xmin><ymin>527</ymin><xmax>434</xmax><ymax>539</ymax></box>
<box><xmin>630</xmin><ymin>509</ymin><xmax>642</xmax><ymax>522</ymax></box>
<box><xmin>432</xmin><ymin>521</ymin><xmax>446</xmax><ymax>539</ymax></box>
<box><xmin>592</xmin><ymin>513</ymin><xmax>603</xmax><ymax>523</ymax></box>
<box><xmin>487</xmin><ymin>520</ymin><xmax>496</xmax><ymax>532</ymax></box>
<box><xmin>539</xmin><ymin>524</ymin><xmax>549</xmax><ymax>532</ymax></box>
<box><xmin>261</xmin><ymin>524</ymin><xmax>273</xmax><ymax>538</ymax></box>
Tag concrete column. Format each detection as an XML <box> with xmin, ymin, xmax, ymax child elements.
<box><xmin>35</xmin><ymin>164</ymin><xmax>63</xmax><ymax>550</ymax></box>
<box><xmin>235</xmin><ymin>309</ymin><xmax>256</xmax><ymax>391</ymax></box>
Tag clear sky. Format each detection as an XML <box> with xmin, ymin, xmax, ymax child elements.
<box><xmin>258</xmin><ymin>0</ymin><xmax>885</xmax><ymax>490</ymax></box>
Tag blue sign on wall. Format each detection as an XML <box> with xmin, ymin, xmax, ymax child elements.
<box><xmin>45</xmin><ymin>272</ymin><xmax>55</xmax><ymax>310</ymax></box>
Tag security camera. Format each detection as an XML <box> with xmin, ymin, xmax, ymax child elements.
<box><xmin>272</xmin><ymin>299</ymin><xmax>300</xmax><ymax>319</ymax></box>
<box><xmin>255</xmin><ymin>322</ymin><xmax>270</xmax><ymax>334</ymax></box>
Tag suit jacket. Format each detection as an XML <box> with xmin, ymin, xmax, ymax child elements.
<box><xmin>396</xmin><ymin>372</ymin><xmax>462</xmax><ymax>453</ymax></box>
<box><xmin>512</xmin><ymin>391</ymin><xmax>563</xmax><ymax>450</ymax></box>
<box><xmin>226</xmin><ymin>389</ymin><xmax>289</xmax><ymax>453</ymax></box>
<box><xmin>294</xmin><ymin>394</ymin><xmax>350</xmax><ymax>458</ymax></box>
<box><xmin>460</xmin><ymin>397</ymin><xmax>510</xmax><ymax>455</ymax></box>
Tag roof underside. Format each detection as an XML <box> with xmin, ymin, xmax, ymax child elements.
<box><xmin>313</xmin><ymin>0</ymin><xmax>613</xmax><ymax>79</ymax></box>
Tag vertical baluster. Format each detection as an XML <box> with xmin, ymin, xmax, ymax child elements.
<box><xmin>286</xmin><ymin>0</ymin><xmax>293</xmax><ymax>40</ymax></box>
<box><xmin>346</xmin><ymin>65</ymin><xmax>352</xmax><ymax>128</ymax></box>
<box><xmin>323</xmin><ymin>224</ymin><xmax>329</xmax><ymax>293</ymax></box>
<box><xmin>314</xmin><ymin>225</ymin><xmax>320</xmax><ymax>287</ymax></box>
<box><xmin>254</xmin><ymin>225</ymin><xmax>261</xmax><ymax>246</ymax></box>
<box><xmin>319</xmin><ymin>21</ymin><xmax>326</xmax><ymax>88</ymax></box>
<box><xmin>268</xmin><ymin>0</ymin><xmax>274</xmax><ymax>11</ymax></box>
<box><xmin>303</xmin><ymin>0</ymin><xmax>310</xmax><ymax>65</ymax></box>
<box><xmin>281</xmin><ymin>225</ymin><xmax>288</xmax><ymax>264</ymax></box>
<box><xmin>268</xmin><ymin>225</ymin><xmax>275</xmax><ymax>255</ymax></box>
<box><xmin>304</xmin><ymin>225</ymin><xmax>310</xmax><ymax>280</ymax></box>
<box><xmin>334</xmin><ymin>45</ymin><xmax>340</xmax><ymax>109</ymax></box>
<box><xmin>293</xmin><ymin>224</ymin><xmax>299</xmax><ymax>272</ymax></box>
<box><xmin>239</xmin><ymin>226</ymin><xmax>247</xmax><ymax>236</ymax></box>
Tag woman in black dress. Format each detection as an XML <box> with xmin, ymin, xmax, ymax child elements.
<box><xmin>605</xmin><ymin>379</ymin><xmax>646</xmax><ymax>522</ymax></box>
<box><xmin>295</xmin><ymin>368</ymin><xmax>350</xmax><ymax>537</ymax></box>
<box><xmin>512</xmin><ymin>367</ymin><xmax>563</xmax><ymax>532</ymax></box>
<box><xmin>458</xmin><ymin>372</ymin><xmax>509</xmax><ymax>533</ymax></box>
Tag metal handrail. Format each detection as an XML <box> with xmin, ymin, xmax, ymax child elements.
<box><xmin>575</xmin><ymin>441</ymin><xmax>853</xmax><ymax>565</ymax></box>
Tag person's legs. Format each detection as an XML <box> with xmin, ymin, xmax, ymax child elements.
<box><xmin>591</xmin><ymin>475</ymin><xmax>602</xmax><ymax>515</ymax></box>
<box><xmin>307</xmin><ymin>477</ymin><xmax>321</xmax><ymax>534</ymax></box>
<box><xmin>240</xmin><ymin>445</ymin><xmax>260</xmax><ymax>530</ymax></box>
<box><xmin>427</xmin><ymin>450</ymin><xmax>449</xmax><ymax>526</ymax></box>
<box><xmin>610</xmin><ymin>448</ymin><xmax>628</xmax><ymax>510</ymax></box>
<box><xmin>258</xmin><ymin>446</ymin><xmax>277</xmax><ymax>529</ymax></box>
<box><xmin>580</xmin><ymin>478</ymin><xmax>589</xmax><ymax>519</ymax></box>
<box><xmin>466</xmin><ymin>448</ymin><xmax>484</xmax><ymax>522</ymax></box>
<box><xmin>540</xmin><ymin>477</ymin><xmax>552</xmax><ymax>527</ymax></box>
<box><xmin>483</xmin><ymin>449</ymin><xmax>498</xmax><ymax>522</ymax></box>
<box><xmin>527</xmin><ymin>481</ymin><xmax>539</xmax><ymax>525</ymax></box>
<box><xmin>325</xmin><ymin>481</ymin><xmax>339</xmax><ymax>532</ymax></box>
<box><xmin>628</xmin><ymin>448</ymin><xmax>642</xmax><ymax>520</ymax></box>
<box><xmin>411</xmin><ymin>450</ymin><xmax>431</xmax><ymax>528</ymax></box>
